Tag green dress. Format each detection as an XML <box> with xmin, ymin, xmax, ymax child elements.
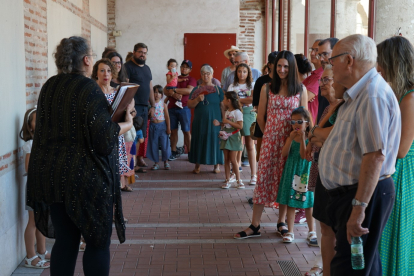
<box><xmin>188</xmin><ymin>85</ymin><xmax>224</xmax><ymax>165</ymax></box>
<box><xmin>220</xmin><ymin>109</ymin><xmax>243</xmax><ymax>151</ymax></box>
<box><xmin>276</xmin><ymin>140</ymin><xmax>313</xmax><ymax>208</ymax></box>
<box><xmin>379</xmin><ymin>89</ymin><xmax>414</xmax><ymax>276</ymax></box>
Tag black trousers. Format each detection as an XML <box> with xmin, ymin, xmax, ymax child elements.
<box><xmin>326</xmin><ymin>178</ymin><xmax>395</xmax><ymax>276</ymax></box>
<box><xmin>50</xmin><ymin>203</ymin><xmax>112</xmax><ymax>276</ymax></box>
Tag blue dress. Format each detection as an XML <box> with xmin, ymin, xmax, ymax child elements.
<box><xmin>188</xmin><ymin>85</ymin><xmax>224</xmax><ymax>165</ymax></box>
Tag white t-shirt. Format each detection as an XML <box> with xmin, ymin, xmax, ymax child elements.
<box><xmin>23</xmin><ymin>140</ymin><xmax>33</xmax><ymax>154</ymax></box>
<box><xmin>227</xmin><ymin>82</ymin><xmax>255</xmax><ymax>108</ymax></box>
<box><xmin>224</xmin><ymin>109</ymin><xmax>243</xmax><ymax>129</ymax></box>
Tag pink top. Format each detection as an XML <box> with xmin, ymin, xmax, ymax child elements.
<box><xmin>303</xmin><ymin>67</ymin><xmax>323</xmax><ymax>124</ymax></box>
<box><xmin>166</xmin><ymin>71</ymin><xmax>179</xmax><ymax>87</ymax></box>
<box><xmin>152</xmin><ymin>100</ymin><xmax>165</xmax><ymax>121</ymax></box>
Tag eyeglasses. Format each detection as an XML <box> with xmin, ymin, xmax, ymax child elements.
<box><xmin>318</xmin><ymin>77</ymin><xmax>334</xmax><ymax>85</ymax></box>
<box><xmin>309</xmin><ymin>48</ymin><xmax>318</xmax><ymax>53</ymax></box>
<box><xmin>201</xmin><ymin>72</ymin><xmax>211</xmax><ymax>76</ymax></box>
<box><xmin>112</xmin><ymin>61</ymin><xmax>122</xmax><ymax>65</ymax></box>
<box><xmin>328</xmin><ymin>52</ymin><xmax>355</xmax><ymax>65</ymax></box>
<box><xmin>84</xmin><ymin>53</ymin><xmax>97</xmax><ymax>59</ymax></box>
<box><xmin>317</xmin><ymin>51</ymin><xmax>332</xmax><ymax>59</ymax></box>
<box><xmin>136</xmin><ymin>51</ymin><xmax>148</xmax><ymax>56</ymax></box>
<box><xmin>290</xmin><ymin>120</ymin><xmax>308</xmax><ymax>125</ymax></box>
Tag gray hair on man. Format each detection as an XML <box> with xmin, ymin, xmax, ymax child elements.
<box><xmin>324</xmin><ymin>64</ymin><xmax>333</xmax><ymax>72</ymax></box>
<box><xmin>338</xmin><ymin>34</ymin><xmax>377</xmax><ymax>66</ymax></box>
<box><xmin>201</xmin><ymin>65</ymin><xmax>214</xmax><ymax>74</ymax></box>
<box><xmin>235</xmin><ymin>51</ymin><xmax>249</xmax><ymax>61</ymax></box>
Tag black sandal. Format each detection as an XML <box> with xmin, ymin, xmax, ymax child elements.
<box><xmin>276</xmin><ymin>222</ymin><xmax>288</xmax><ymax>236</ymax></box>
<box><xmin>234</xmin><ymin>224</ymin><xmax>261</xmax><ymax>239</ymax></box>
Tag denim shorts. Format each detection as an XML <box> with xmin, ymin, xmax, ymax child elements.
<box><xmin>168</xmin><ymin>106</ymin><xmax>191</xmax><ymax>132</ymax></box>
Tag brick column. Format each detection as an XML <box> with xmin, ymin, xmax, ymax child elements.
<box><xmin>107</xmin><ymin>0</ymin><xmax>116</xmax><ymax>48</ymax></box>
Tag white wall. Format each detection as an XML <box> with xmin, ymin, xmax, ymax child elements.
<box><xmin>115</xmin><ymin>0</ymin><xmax>239</xmax><ymax>86</ymax></box>
<box><xmin>90</xmin><ymin>0</ymin><xmax>108</xmax><ymax>25</ymax></box>
<box><xmin>254</xmin><ymin>16</ymin><xmax>265</xmax><ymax>69</ymax></box>
<box><xmin>0</xmin><ymin>1</ymin><xmax>27</xmax><ymax>275</ymax></box>
<box><xmin>91</xmin><ymin>24</ymin><xmax>109</xmax><ymax>58</ymax></box>
<box><xmin>47</xmin><ymin>0</ymin><xmax>82</xmax><ymax>78</ymax></box>
<box><xmin>375</xmin><ymin>0</ymin><xmax>414</xmax><ymax>44</ymax></box>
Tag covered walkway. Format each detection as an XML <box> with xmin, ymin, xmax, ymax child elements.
<box><xmin>13</xmin><ymin>155</ymin><xmax>317</xmax><ymax>276</ymax></box>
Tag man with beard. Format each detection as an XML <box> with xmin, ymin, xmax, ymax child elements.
<box><xmin>221</xmin><ymin>46</ymin><xmax>240</xmax><ymax>87</ymax></box>
<box><xmin>222</xmin><ymin>51</ymin><xmax>261</xmax><ymax>91</ymax></box>
<box><xmin>163</xmin><ymin>60</ymin><xmax>197</xmax><ymax>161</ymax></box>
<box><xmin>124</xmin><ymin>43</ymin><xmax>155</xmax><ymax>167</ymax></box>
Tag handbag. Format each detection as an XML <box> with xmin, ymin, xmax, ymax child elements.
<box><xmin>250</xmin><ymin>83</ymin><xmax>270</xmax><ymax>140</ymax></box>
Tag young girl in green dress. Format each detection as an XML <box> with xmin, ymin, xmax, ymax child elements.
<box><xmin>276</xmin><ymin>107</ymin><xmax>315</xmax><ymax>243</ymax></box>
<box><xmin>220</xmin><ymin>91</ymin><xmax>244</xmax><ymax>189</ymax></box>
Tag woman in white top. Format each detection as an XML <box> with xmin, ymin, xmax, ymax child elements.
<box><xmin>227</xmin><ymin>64</ymin><xmax>257</xmax><ymax>185</ymax></box>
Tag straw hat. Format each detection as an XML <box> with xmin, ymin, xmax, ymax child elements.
<box><xmin>223</xmin><ymin>46</ymin><xmax>240</xmax><ymax>59</ymax></box>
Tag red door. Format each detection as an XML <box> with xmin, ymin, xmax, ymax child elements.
<box><xmin>184</xmin><ymin>33</ymin><xmax>237</xmax><ymax>83</ymax></box>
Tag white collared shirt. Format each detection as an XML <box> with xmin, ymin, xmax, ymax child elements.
<box><xmin>319</xmin><ymin>67</ymin><xmax>401</xmax><ymax>190</ymax></box>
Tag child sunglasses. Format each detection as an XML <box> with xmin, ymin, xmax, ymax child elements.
<box><xmin>290</xmin><ymin>120</ymin><xmax>308</xmax><ymax>125</ymax></box>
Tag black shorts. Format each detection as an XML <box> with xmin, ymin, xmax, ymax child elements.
<box><xmin>312</xmin><ymin>175</ymin><xmax>332</xmax><ymax>226</ymax></box>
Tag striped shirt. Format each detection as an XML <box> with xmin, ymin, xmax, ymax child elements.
<box><xmin>319</xmin><ymin>68</ymin><xmax>401</xmax><ymax>190</ymax></box>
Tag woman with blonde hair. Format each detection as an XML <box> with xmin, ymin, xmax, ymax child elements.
<box><xmin>377</xmin><ymin>35</ymin><xmax>414</xmax><ymax>276</ymax></box>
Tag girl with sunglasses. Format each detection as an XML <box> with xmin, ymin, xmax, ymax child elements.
<box><xmin>275</xmin><ymin>107</ymin><xmax>315</xmax><ymax>243</ymax></box>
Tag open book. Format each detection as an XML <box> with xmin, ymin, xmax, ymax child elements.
<box><xmin>111</xmin><ymin>83</ymin><xmax>140</xmax><ymax>122</ymax></box>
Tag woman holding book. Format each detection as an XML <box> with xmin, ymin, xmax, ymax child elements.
<box><xmin>92</xmin><ymin>58</ymin><xmax>135</xmax><ymax>192</ymax></box>
<box><xmin>26</xmin><ymin>36</ymin><xmax>133</xmax><ymax>276</ymax></box>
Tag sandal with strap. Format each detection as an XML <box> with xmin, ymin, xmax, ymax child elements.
<box><xmin>236</xmin><ymin>180</ymin><xmax>245</xmax><ymax>189</ymax></box>
<box><xmin>151</xmin><ymin>164</ymin><xmax>160</xmax><ymax>170</ymax></box>
<box><xmin>121</xmin><ymin>185</ymin><xmax>133</xmax><ymax>192</ymax></box>
<box><xmin>164</xmin><ymin>163</ymin><xmax>170</xmax><ymax>170</ymax></box>
<box><xmin>221</xmin><ymin>181</ymin><xmax>231</xmax><ymax>189</ymax></box>
<box><xmin>276</xmin><ymin>222</ymin><xmax>289</xmax><ymax>236</ymax></box>
<box><xmin>36</xmin><ymin>250</ymin><xmax>50</xmax><ymax>261</ymax></box>
<box><xmin>24</xmin><ymin>255</ymin><xmax>50</xmax><ymax>269</ymax></box>
<box><xmin>304</xmin><ymin>266</ymin><xmax>323</xmax><ymax>276</ymax></box>
<box><xmin>282</xmin><ymin>232</ymin><xmax>295</xmax><ymax>243</ymax></box>
<box><xmin>307</xmin><ymin>231</ymin><xmax>317</xmax><ymax>241</ymax></box>
<box><xmin>234</xmin><ymin>224</ymin><xmax>261</xmax><ymax>239</ymax></box>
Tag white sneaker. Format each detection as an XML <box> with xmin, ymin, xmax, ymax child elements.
<box><xmin>249</xmin><ymin>175</ymin><xmax>257</xmax><ymax>185</ymax></box>
<box><xmin>175</xmin><ymin>100</ymin><xmax>183</xmax><ymax>109</ymax></box>
<box><xmin>236</xmin><ymin>180</ymin><xmax>245</xmax><ymax>189</ymax></box>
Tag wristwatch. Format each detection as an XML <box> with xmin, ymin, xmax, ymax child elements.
<box><xmin>352</xmin><ymin>198</ymin><xmax>368</xmax><ymax>207</ymax></box>
<box><xmin>173</xmin><ymin>88</ymin><xmax>177</xmax><ymax>94</ymax></box>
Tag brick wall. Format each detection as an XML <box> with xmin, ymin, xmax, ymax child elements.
<box><xmin>239</xmin><ymin>0</ymin><xmax>265</xmax><ymax>67</ymax></box>
<box><xmin>1</xmin><ymin>0</ymin><xmax>109</xmax><ymax>177</ymax></box>
<box><xmin>24</xmin><ymin>0</ymin><xmax>48</xmax><ymax>108</ymax></box>
<box><xmin>107</xmin><ymin>0</ymin><xmax>116</xmax><ymax>48</ymax></box>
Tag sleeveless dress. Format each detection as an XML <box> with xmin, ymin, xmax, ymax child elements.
<box><xmin>276</xmin><ymin>140</ymin><xmax>313</xmax><ymax>208</ymax></box>
<box><xmin>379</xmin><ymin>89</ymin><xmax>414</xmax><ymax>276</ymax></box>
<box><xmin>105</xmin><ymin>92</ymin><xmax>133</xmax><ymax>177</ymax></box>
<box><xmin>253</xmin><ymin>92</ymin><xmax>300</xmax><ymax>206</ymax></box>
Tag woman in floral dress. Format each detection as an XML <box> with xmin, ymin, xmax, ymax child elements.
<box><xmin>234</xmin><ymin>51</ymin><xmax>308</xmax><ymax>239</ymax></box>
<box><xmin>93</xmin><ymin>59</ymin><xmax>134</xmax><ymax>192</ymax></box>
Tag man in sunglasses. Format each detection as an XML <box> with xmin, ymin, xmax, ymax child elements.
<box><xmin>318</xmin><ymin>34</ymin><xmax>401</xmax><ymax>276</ymax></box>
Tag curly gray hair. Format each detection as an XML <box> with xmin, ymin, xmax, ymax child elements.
<box><xmin>54</xmin><ymin>36</ymin><xmax>90</xmax><ymax>74</ymax></box>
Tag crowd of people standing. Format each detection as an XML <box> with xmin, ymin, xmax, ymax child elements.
<box><xmin>21</xmin><ymin>32</ymin><xmax>414</xmax><ymax>276</ymax></box>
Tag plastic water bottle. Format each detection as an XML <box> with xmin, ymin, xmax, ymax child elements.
<box><xmin>351</xmin><ymin>236</ymin><xmax>365</xmax><ymax>270</ymax></box>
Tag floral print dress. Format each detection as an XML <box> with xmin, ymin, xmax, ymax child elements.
<box><xmin>105</xmin><ymin>92</ymin><xmax>133</xmax><ymax>177</ymax></box>
<box><xmin>253</xmin><ymin>92</ymin><xmax>300</xmax><ymax>206</ymax></box>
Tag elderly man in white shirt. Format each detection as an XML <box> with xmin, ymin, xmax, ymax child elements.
<box><xmin>318</xmin><ymin>34</ymin><xmax>401</xmax><ymax>276</ymax></box>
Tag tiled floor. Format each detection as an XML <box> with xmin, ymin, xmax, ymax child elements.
<box><xmin>13</xmin><ymin>155</ymin><xmax>318</xmax><ymax>276</ymax></box>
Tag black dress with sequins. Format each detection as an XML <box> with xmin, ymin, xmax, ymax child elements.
<box><xmin>27</xmin><ymin>73</ymin><xmax>126</xmax><ymax>248</ymax></box>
